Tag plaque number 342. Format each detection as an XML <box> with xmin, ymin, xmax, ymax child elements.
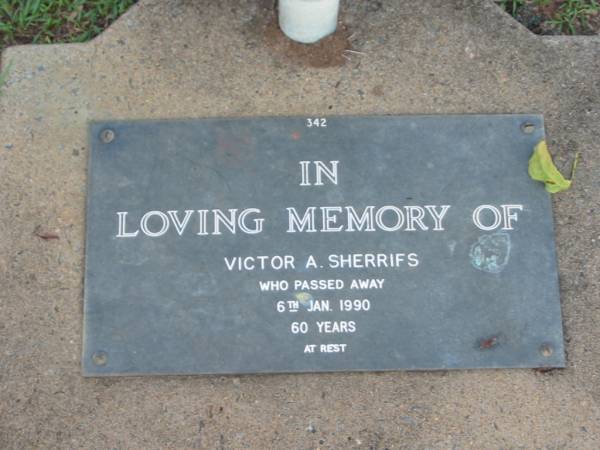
<box><xmin>306</xmin><ymin>118</ymin><xmax>327</xmax><ymax>128</ymax></box>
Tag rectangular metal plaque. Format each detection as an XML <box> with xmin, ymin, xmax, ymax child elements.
<box><xmin>83</xmin><ymin>115</ymin><xmax>565</xmax><ymax>376</ymax></box>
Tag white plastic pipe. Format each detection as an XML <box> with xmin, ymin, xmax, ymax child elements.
<box><xmin>279</xmin><ymin>0</ymin><xmax>340</xmax><ymax>44</ymax></box>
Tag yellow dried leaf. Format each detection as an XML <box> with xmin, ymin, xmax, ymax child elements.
<box><xmin>528</xmin><ymin>140</ymin><xmax>574</xmax><ymax>194</ymax></box>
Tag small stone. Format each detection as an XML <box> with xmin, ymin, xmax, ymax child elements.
<box><xmin>366</xmin><ymin>1</ymin><xmax>383</xmax><ymax>13</ymax></box>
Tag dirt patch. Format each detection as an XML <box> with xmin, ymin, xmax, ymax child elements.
<box><xmin>263</xmin><ymin>14</ymin><xmax>351</xmax><ymax>68</ymax></box>
<box><xmin>371</xmin><ymin>85</ymin><xmax>385</xmax><ymax>97</ymax></box>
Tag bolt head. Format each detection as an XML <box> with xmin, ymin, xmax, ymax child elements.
<box><xmin>521</xmin><ymin>123</ymin><xmax>536</xmax><ymax>134</ymax></box>
<box><xmin>539</xmin><ymin>344</ymin><xmax>553</xmax><ymax>358</ymax></box>
<box><xmin>100</xmin><ymin>129</ymin><xmax>115</xmax><ymax>144</ymax></box>
<box><xmin>92</xmin><ymin>351</ymin><xmax>108</xmax><ymax>366</ymax></box>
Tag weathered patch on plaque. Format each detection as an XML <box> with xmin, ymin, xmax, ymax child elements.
<box><xmin>83</xmin><ymin>115</ymin><xmax>565</xmax><ymax>376</ymax></box>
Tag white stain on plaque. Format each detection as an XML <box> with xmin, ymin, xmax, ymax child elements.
<box><xmin>469</xmin><ymin>232</ymin><xmax>511</xmax><ymax>274</ymax></box>
<box><xmin>448</xmin><ymin>240</ymin><xmax>457</xmax><ymax>255</ymax></box>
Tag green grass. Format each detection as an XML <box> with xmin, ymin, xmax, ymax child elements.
<box><xmin>497</xmin><ymin>0</ymin><xmax>599</xmax><ymax>34</ymax></box>
<box><xmin>0</xmin><ymin>59</ymin><xmax>10</xmax><ymax>94</ymax></box>
<box><xmin>0</xmin><ymin>0</ymin><xmax>136</xmax><ymax>50</ymax></box>
<box><xmin>549</xmin><ymin>0</ymin><xmax>599</xmax><ymax>33</ymax></box>
<box><xmin>499</xmin><ymin>0</ymin><xmax>526</xmax><ymax>16</ymax></box>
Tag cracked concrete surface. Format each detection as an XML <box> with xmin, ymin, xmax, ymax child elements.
<box><xmin>1</xmin><ymin>0</ymin><xmax>599</xmax><ymax>448</ymax></box>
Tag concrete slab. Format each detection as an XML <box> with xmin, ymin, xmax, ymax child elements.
<box><xmin>1</xmin><ymin>0</ymin><xmax>599</xmax><ymax>448</ymax></box>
